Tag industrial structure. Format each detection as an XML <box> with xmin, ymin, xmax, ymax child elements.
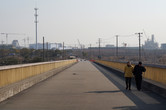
<box><xmin>161</xmin><ymin>43</ymin><xmax>166</xmax><ymax>50</ymax></box>
<box><xmin>143</xmin><ymin>34</ymin><xmax>159</xmax><ymax>49</ymax></box>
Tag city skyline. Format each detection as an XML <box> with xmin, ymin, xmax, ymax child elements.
<box><xmin>0</xmin><ymin>0</ymin><xmax>166</xmax><ymax>47</ymax></box>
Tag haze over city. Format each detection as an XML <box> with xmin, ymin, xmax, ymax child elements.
<box><xmin>0</xmin><ymin>0</ymin><xmax>166</xmax><ymax>47</ymax></box>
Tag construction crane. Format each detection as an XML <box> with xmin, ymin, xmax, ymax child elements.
<box><xmin>0</xmin><ymin>33</ymin><xmax>25</xmax><ymax>45</ymax></box>
<box><xmin>143</xmin><ymin>29</ymin><xmax>149</xmax><ymax>39</ymax></box>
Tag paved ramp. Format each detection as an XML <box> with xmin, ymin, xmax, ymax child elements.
<box><xmin>0</xmin><ymin>61</ymin><xmax>166</xmax><ymax>110</ymax></box>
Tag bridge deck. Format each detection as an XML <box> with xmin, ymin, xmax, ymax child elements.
<box><xmin>0</xmin><ymin>61</ymin><xmax>166</xmax><ymax>110</ymax></box>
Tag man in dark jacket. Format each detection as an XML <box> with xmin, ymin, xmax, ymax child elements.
<box><xmin>133</xmin><ymin>62</ymin><xmax>146</xmax><ymax>91</ymax></box>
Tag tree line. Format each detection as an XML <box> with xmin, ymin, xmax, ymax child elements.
<box><xmin>0</xmin><ymin>48</ymin><xmax>72</xmax><ymax>66</ymax></box>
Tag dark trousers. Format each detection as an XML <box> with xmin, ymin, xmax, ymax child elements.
<box><xmin>125</xmin><ymin>77</ymin><xmax>131</xmax><ymax>89</ymax></box>
<box><xmin>135</xmin><ymin>75</ymin><xmax>142</xmax><ymax>91</ymax></box>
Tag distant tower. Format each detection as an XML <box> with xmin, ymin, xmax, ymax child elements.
<box><xmin>34</xmin><ymin>8</ymin><xmax>38</xmax><ymax>49</ymax></box>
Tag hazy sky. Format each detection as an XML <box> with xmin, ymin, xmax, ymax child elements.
<box><xmin>0</xmin><ymin>0</ymin><xmax>166</xmax><ymax>47</ymax></box>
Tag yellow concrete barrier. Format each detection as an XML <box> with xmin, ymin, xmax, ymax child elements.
<box><xmin>0</xmin><ymin>59</ymin><xmax>77</xmax><ymax>88</ymax></box>
<box><xmin>95</xmin><ymin>60</ymin><xmax>166</xmax><ymax>85</ymax></box>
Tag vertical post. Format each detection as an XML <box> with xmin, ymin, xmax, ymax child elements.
<box><xmin>139</xmin><ymin>34</ymin><xmax>141</xmax><ymax>61</ymax></box>
<box><xmin>43</xmin><ymin>37</ymin><xmax>45</xmax><ymax>61</ymax></box>
<box><xmin>90</xmin><ymin>44</ymin><xmax>92</xmax><ymax>59</ymax></box>
<box><xmin>63</xmin><ymin>42</ymin><xmax>64</xmax><ymax>60</ymax></box>
<box><xmin>98</xmin><ymin>38</ymin><xmax>101</xmax><ymax>59</ymax></box>
<box><xmin>46</xmin><ymin>42</ymin><xmax>48</xmax><ymax>61</ymax></box>
<box><xmin>6</xmin><ymin>34</ymin><xmax>8</xmax><ymax>45</ymax></box>
<box><xmin>116</xmin><ymin>35</ymin><xmax>118</xmax><ymax>58</ymax></box>
<box><xmin>136</xmin><ymin>33</ymin><xmax>143</xmax><ymax>61</ymax></box>
<box><xmin>34</xmin><ymin>8</ymin><xmax>38</xmax><ymax>50</ymax></box>
<box><xmin>27</xmin><ymin>37</ymin><xmax>30</xmax><ymax>48</ymax></box>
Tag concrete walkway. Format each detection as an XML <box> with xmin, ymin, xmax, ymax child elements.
<box><xmin>0</xmin><ymin>61</ymin><xmax>166</xmax><ymax>110</ymax></box>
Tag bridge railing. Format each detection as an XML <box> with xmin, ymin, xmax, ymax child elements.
<box><xmin>0</xmin><ymin>59</ymin><xmax>77</xmax><ymax>88</ymax></box>
<box><xmin>95</xmin><ymin>60</ymin><xmax>166</xmax><ymax>85</ymax></box>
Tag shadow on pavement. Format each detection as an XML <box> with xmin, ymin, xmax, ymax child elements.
<box><xmin>85</xmin><ymin>90</ymin><xmax>121</xmax><ymax>94</ymax></box>
<box><xmin>112</xmin><ymin>106</ymin><xmax>138</xmax><ymax>110</ymax></box>
<box><xmin>93</xmin><ymin>62</ymin><xmax>166</xmax><ymax>110</ymax></box>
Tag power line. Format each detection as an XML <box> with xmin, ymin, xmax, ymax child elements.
<box><xmin>101</xmin><ymin>36</ymin><xmax>115</xmax><ymax>41</ymax></box>
<box><xmin>118</xmin><ymin>34</ymin><xmax>135</xmax><ymax>37</ymax></box>
<box><xmin>143</xmin><ymin>29</ymin><xmax>149</xmax><ymax>39</ymax></box>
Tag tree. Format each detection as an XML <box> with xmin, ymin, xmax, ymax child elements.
<box><xmin>0</xmin><ymin>56</ymin><xmax>23</xmax><ymax>65</ymax></box>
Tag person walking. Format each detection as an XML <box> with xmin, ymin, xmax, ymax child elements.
<box><xmin>133</xmin><ymin>62</ymin><xmax>146</xmax><ymax>91</ymax></box>
<box><xmin>124</xmin><ymin>62</ymin><xmax>134</xmax><ymax>90</ymax></box>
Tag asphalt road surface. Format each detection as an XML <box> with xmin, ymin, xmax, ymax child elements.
<box><xmin>0</xmin><ymin>61</ymin><xmax>166</xmax><ymax>110</ymax></box>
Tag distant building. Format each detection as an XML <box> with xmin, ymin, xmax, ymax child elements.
<box><xmin>49</xmin><ymin>43</ymin><xmax>57</xmax><ymax>49</ymax></box>
<box><xmin>143</xmin><ymin>34</ymin><xmax>159</xmax><ymax>49</ymax></box>
<box><xmin>105</xmin><ymin>44</ymin><xmax>114</xmax><ymax>48</ymax></box>
<box><xmin>29</xmin><ymin>43</ymin><xmax>45</xmax><ymax>49</ymax></box>
<box><xmin>0</xmin><ymin>44</ymin><xmax>13</xmax><ymax>49</ymax></box>
<box><xmin>29</xmin><ymin>43</ymin><xmax>72</xmax><ymax>50</ymax></box>
<box><xmin>12</xmin><ymin>40</ymin><xmax>20</xmax><ymax>48</ymax></box>
<box><xmin>161</xmin><ymin>43</ymin><xmax>166</xmax><ymax>50</ymax></box>
<box><xmin>51</xmin><ymin>43</ymin><xmax>64</xmax><ymax>50</ymax></box>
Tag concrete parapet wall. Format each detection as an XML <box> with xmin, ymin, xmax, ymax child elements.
<box><xmin>94</xmin><ymin>60</ymin><xmax>166</xmax><ymax>97</ymax></box>
<box><xmin>0</xmin><ymin>59</ymin><xmax>77</xmax><ymax>88</ymax></box>
<box><xmin>95</xmin><ymin>60</ymin><xmax>166</xmax><ymax>85</ymax></box>
<box><xmin>0</xmin><ymin>60</ymin><xmax>77</xmax><ymax>102</ymax></box>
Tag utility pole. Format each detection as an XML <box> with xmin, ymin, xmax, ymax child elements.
<box><xmin>63</xmin><ymin>42</ymin><xmax>64</xmax><ymax>60</ymax></box>
<box><xmin>46</xmin><ymin>42</ymin><xmax>48</xmax><ymax>61</ymax></box>
<box><xmin>34</xmin><ymin>8</ymin><xmax>38</xmax><ymax>50</ymax></box>
<box><xmin>27</xmin><ymin>37</ymin><xmax>30</xmax><ymax>48</ymax></box>
<box><xmin>6</xmin><ymin>34</ymin><xmax>8</xmax><ymax>45</ymax></box>
<box><xmin>90</xmin><ymin>44</ymin><xmax>92</xmax><ymax>59</ymax></box>
<box><xmin>77</xmin><ymin>39</ymin><xmax>83</xmax><ymax>58</ymax></box>
<box><xmin>98</xmin><ymin>38</ymin><xmax>101</xmax><ymax>59</ymax></box>
<box><xmin>116</xmin><ymin>35</ymin><xmax>118</xmax><ymax>57</ymax></box>
<box><xmin>43</xmin><ymin>37</ymin><xmax>45</xmax><ymax>61</ymax></box>
<box><xmin>135</xmin><ymin>33</ymin><xmax>143</xmax><ymax>61</ymax></box>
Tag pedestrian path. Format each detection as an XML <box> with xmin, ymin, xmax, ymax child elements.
<box><xmin>0</xmin><ymin>61</ymin><xmax>166</xmax><ymax>110</ymax></box>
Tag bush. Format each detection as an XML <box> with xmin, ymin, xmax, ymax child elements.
<box><xmin>0</xmin><ymin>56</ymin><xmax>23</xmax><ymax>65</ymax></box>
<box><xmin>30</xmin><ymin>57</ymin><xmax>43</xmax><ymax>63</ymax></box>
